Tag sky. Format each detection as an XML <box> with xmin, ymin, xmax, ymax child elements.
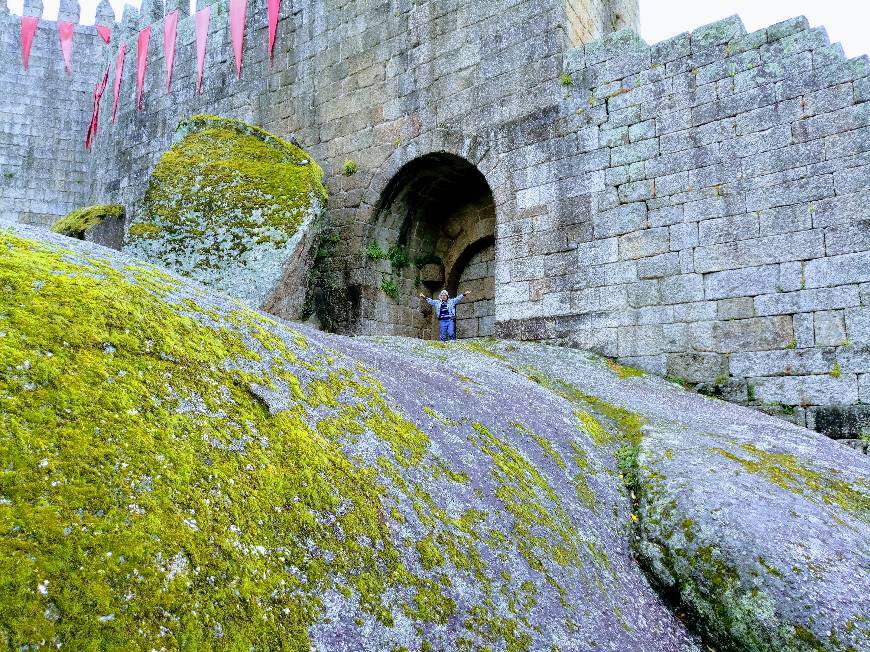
<box><xmin>6</xmin><ymin>0</ymin><xmax>868</xmax><ymax>58</ymax></box>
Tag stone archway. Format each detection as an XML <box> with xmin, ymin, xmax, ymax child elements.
<box><xmin>359</xmin><ymin>153</ymin><xmax>495</xmax><ymax>340</ymax></box>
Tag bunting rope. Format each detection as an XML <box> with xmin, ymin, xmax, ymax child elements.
<box><xmin>49</xmin><ymin>1</ymin><xmax>294</xmax><ymax>150</ymax></box>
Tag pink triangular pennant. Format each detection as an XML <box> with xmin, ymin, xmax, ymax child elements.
<box><xmin>21</xmin><ymin>16</ymin><xmax>39</xmax><ymax>71</ymax></box>
<box><xmin>163</xmin><ymin>10</ymin><xmax>178</xmax><ymax>93</ymax></box>
<box><xmin>267</xmin><ymin>0</ymin><xmax>280</xmax><ymax>62</ymax></box>
<box><xmin>95</xmin><ymin>25</ymin><xmax>111</xmax><ymax>44</ymax></box>
<box><xmin>112</xmin><ymin>42</ymin><xmax>126</xmax><ymax>123</ymax></box>
<box><xmin>58</xmin><ymin>21</ymin><xmax>75</xmax><ymax>77</ymax></box>
<box><xmin>229</xmin><ymin>0</ymin><xmax>247</xmax><ymax>79</ymax></box>
<box><xmin>136</xmin><ymin>26</ymin><xmax>151</xmax><ymax>111</ymax></box>
<box><xmin>194</xmin><ymin>6</ymin><xmax>211</xmax><ymax>95</ymax></box>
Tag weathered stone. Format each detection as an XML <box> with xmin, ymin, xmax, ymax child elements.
<box><xmin>704</xmin><ymin>265</ymin><xmax>780</xmax><ymax>300</ymax></box>
<box><xmin>813</xmin><ymin>310</ymin><xmax>847</xmax><ymax>346</ymax></box>
<box><xmin>2</xmin><ymin>0</ymin><xmax>870</xmax><ymax>442</ymax></box>
<box><xmin>754</xmin><ymin>286</ymin><xmax>860</xmax><ymax>316</ymax></box>
<box><xmin>666</xmin><ymin>351</ymin><xmax>727</xmax><ymax>382</ymax></box>
<box><xmin>751</xmin><ymin>374</ymin><xmax>858</xmax><ymax>405</ymax></box>
<box><xmin>717</xmin><ymin>296</ymin><xmax>754</xmax><ymax>319</ymax></box>
<box><xmin>124</xmin><ymin>116</ymin><xmax>327</xmax><ymax>314</ymax></box>
<box><xmin>729</xmin><ymin>348</ymin><xmax>837</xmax><ymax>377</ymax></box>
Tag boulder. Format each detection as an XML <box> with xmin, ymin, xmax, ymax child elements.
<box><xmin>51</xmin><ymin>204</ymin><xmax>125</xmax><ymax>249</ymax></box>
<box><xmin>124</xmin><ymin>115</ymin><xmax>326</xmax><ymax>315</ymax></box>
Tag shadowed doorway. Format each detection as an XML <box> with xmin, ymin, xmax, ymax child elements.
<box><xmin>359</xmin><ymin>153</ymin><xmax>495</xmax><ymax>339</ymax></box>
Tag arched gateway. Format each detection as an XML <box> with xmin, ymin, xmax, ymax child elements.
<box><xmin>358</xmin><ymin>153</ymin><xmax>496</xmax><ymax>340</ymax></box>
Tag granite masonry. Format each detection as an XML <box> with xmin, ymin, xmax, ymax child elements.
<box><xmin>1</xmin><ymin>0</ymin><xmax>869</xmax><ymax>441</ymax></box>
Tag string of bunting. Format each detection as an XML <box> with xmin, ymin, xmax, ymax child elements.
<box><xmin>16</xmin><ymin>0</ymin><xmax>284</xmax><ymax>149</ymax></box>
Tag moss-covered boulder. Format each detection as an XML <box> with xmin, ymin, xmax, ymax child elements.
<box><xmin>124</xmin><ymin>115</ymin><xmax>326</xmax><ymax>312</ymax></box>
<box><xmin>51</xmin><ymin>204</ymin><xmax>125</xmax><ymax>248</ymax></box>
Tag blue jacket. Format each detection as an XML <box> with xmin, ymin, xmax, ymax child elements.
<box><xmin>426</xmin><ymin>294</ymin><xmax>465</xmax><ymax>319</ymax></box>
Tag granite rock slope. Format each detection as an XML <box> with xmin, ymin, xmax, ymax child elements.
<box><xmin>2</xmin><ymin>224</ymin><xmax>868</xmax><ymax>651</ymax></box>
<box><xmin>373</xmin><ymin>337</ymin><xmax>869</xmax><ymax>652</ymax></box>
<box><xmin>1</xmin><ymin>225</ymin><xmax>693</xmax><ymax>651</ymax></box>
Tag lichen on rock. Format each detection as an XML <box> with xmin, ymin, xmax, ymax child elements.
<box><xmin>4</xmin><ymin>225</ymin><xmax>867</xmax><ymax>652</ymax></box>
<box><xmin>51</xmin><ymin>204</ymin><xmax>125</xmax><ymax>239</ymax></box>
<box><xmin>124</xmin><ymin>114</ymin><xmax>327</xmax><ymax>310</ymax></box>
<box><xmin>0</xmin><ymin>226</ymin><xmax>697</xmax><ymax>651</ymax></box>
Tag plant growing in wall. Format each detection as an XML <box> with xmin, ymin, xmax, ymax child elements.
<box><xmin>366</xmin><ymin>241</ymin><xmax>385</xmax><ymax>260</ymax></box>
<box><xmin>343</xmin><ymin>160</ymin><xmax>357</xmax><ymax>176</ymax></box>
<box><xmin>381</xmin><ymin>276</ymin><xmax>399</xmax><ymax>299</ymax></box>
<box><xmin>388</xmin><ymin>244</ymin><xmax>409</xmax><ymax>270</ymax></box>
<box><xmin>559</xmin><ymin>71</ymin><xmax>573</xmax><ymax>86</ymax></box>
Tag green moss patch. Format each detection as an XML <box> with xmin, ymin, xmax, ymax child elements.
<box><xmin>713</xmin><ymin>443</ymin><xmax>870</xmax><ymax>522</ymax></box>
<box><xmin>0</xmin><ymin>232</ymin><xmax>472</xmax><ymax>649</ymax></box>
<box><xmin>51</xmin><ymin>204</ymin><xmax>124</xmax><ymax>239</ymax></box>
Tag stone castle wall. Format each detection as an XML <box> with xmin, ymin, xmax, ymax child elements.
<box><xmin>496</xmin><ymin>16</ymin><xmax>870</xmax><ymax>436</ymax></box>
<box><xmin>0</xmin><ymin>3</ymin><xmax>105</xmax><ymax>226</ymax></box>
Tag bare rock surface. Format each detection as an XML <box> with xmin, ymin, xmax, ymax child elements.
<box><xmin>2</xmin><ymin>224</ymin><xmax>868</xmax><ymax>651</ymax></box>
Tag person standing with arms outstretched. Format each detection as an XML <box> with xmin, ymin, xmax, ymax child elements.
<box><xmin>420</xmin><ymin>289</ymin><xmax>471</xmax><ymax>341</ymax></box>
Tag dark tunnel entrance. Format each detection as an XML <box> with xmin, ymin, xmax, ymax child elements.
<box><xmin>360</xmin><ymin>153</ymin><xmax>495</xmax><ymax>340</ymax></box>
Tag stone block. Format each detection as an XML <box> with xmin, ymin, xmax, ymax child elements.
<box><xmin>752</xmin><ymin>374</ymin><xmax>857</xmax><ymax>406</ymax></box>
<box><xmin>777</xmin><ymin>262</ymin><xmax>804</xmax><ymax>292</ymax></box>
<box><xmin>617</xmin><ymin>324</ymin><xmax>666</xmax><ymax>357</ymax></box>
<box><xmin>688</xmin><ymin>316</ymin><xmax>793</xmax><ymax>352</ymax></box>
<box><xmin>704</xmin><ymin>265</ymin><xmax>780</xmax><ymax>300</ymax></box>
<box><xmin>593</xmin><ymin>202</ymin><xmax>648</xmax><ymax>238</ymax></box>
<box><xmin>834</xmin><ymin>164</ymin><xmax>870</xmax><ymax>196</ymax></box>
<box><xmin>601</xmin><ymin>127</ymin><xmax>629</xmax><ymax>147</ymax></box>
<box><xmin>717</xmin><ymin>297</ymin><xmax>755</xmax><ymax>319</ymax></box>
<box><xmin>813</xmin><ymin>310</ymin><xmax>847</xmax><ymax>346</ymax></box>
<box><xmin>804</xmin><ymin>251</ymin><xmax>870</xmax><ymax>288</ymax></box>
<box><xmin>629</xmin><ymin>120</ymin><xmax>656</xmax><ymax>142</ymax></box>
<box><xmin>794</xmin><ymin>312</ymin><xmax>815</xmax><ymax>348</ymax></box>
<box><xmin>845</xmin><ymin>307</ymin><xmax>870</xmax><ymax>346</ymax></box>
<box><xmin>660</xmin><ymin>274</ymin><xmax>704</xmax><ymax>304</ymax></box>
<box><xmin>649</xmin><ymin>206</ymin><xmax>684</xmax><ymax>227</ymax></box>
<box><xmin>610</xmin><ymin>138</ymin><xmax>659</xmax><ymax>166</ymax></box>
<box><xmin>757</xmin><ymin>284</ymin><xmax>859</xmax><ymax>317</ymax></box>
<box><xmin>618</xmin><ymin>227</ymin><xmax>670</xmax><ymax>259</ymax></box>
<box><xmin>807</xmin><ymin>404</ymin><xmax>870</xmax><ymax>439</ymax></box>
<box><xmin>729</xmin><ymin>348</ymin><xmax>836</xmax><ymax>377</ymax></box>
<box><xmin>420</xmin><ymin>263</ymin><xmax>444</xmax><ymax>284</ymax></box>
<box><xmin>698</xmin><ymin>213</ymin><xmax>759</xmax><ymax>245</ymax></box>
<box><xmin>651</xmin><ymin>32</ymin><xmax>690</xmax><ymax>65</ymax></box>
<box><xmin>824</xmin><ymin>221</ymin><xmax>870</xmax><ymax>256</ymax></box>
<box><xmin>604</xmin><ymin>260</ymin><xmax>638</xmax><ymax>285</ymax></box>
<box><xmin>618</xmin><ymin>180</ymin><xmax>654</xmax><ymax>202</ymax></box>
<box><xmin>626</xmin><ymin>279</ymin><xmax>660</xmax><ymax>308</ymax></box>
<box><xmin>694</xmin><ymin>230</ymin><xmax>824</xmax><ymax>273</ymax></box>
<box><xmin>691</xmin><ymin>15</ymin><xmax>747</xmax><ymax>50</ymax></box>
<box><xmin>745</xmin><ymin>176</ymin><xmax>834</xmax><ymax>212</ymax></box>
<box><xmin>766</xmin><ymin>16</ymin><xmax>810</xmax><ymax>42</ymax></box>
<box><xmin>637</xmin><ymin>252</ymin><xmax>680</xmax><ymax>279</ymax></box>
<box><xmin>576</xmin><ymin>237</ymin><xmax>619</xmax><ymax>265</ymax></box>
<box><xmin>666</xmin><ymin>352</ymin><xmax>727</xmax><ymax>383</ymax></box>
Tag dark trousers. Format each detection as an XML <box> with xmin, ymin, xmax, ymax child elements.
<box><xmin>439</xmin><ymin>319</ymin><xmax>456</xmax><ymax>341</ymax></box>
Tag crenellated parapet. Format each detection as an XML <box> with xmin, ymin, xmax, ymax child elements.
<box><xmin>57</xmin><ymin>0</ymin><xmax>79</xmax><ymax>23</ymax></box>
<box><xmin>22</xmin><ymin>0</ymin><xmax>42</xmax><ymax>18</ymax></box>
<box><xmin>94</xmin><ymin>0</ymin><xmax>115</xmax><ymax>26</ymax></box>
